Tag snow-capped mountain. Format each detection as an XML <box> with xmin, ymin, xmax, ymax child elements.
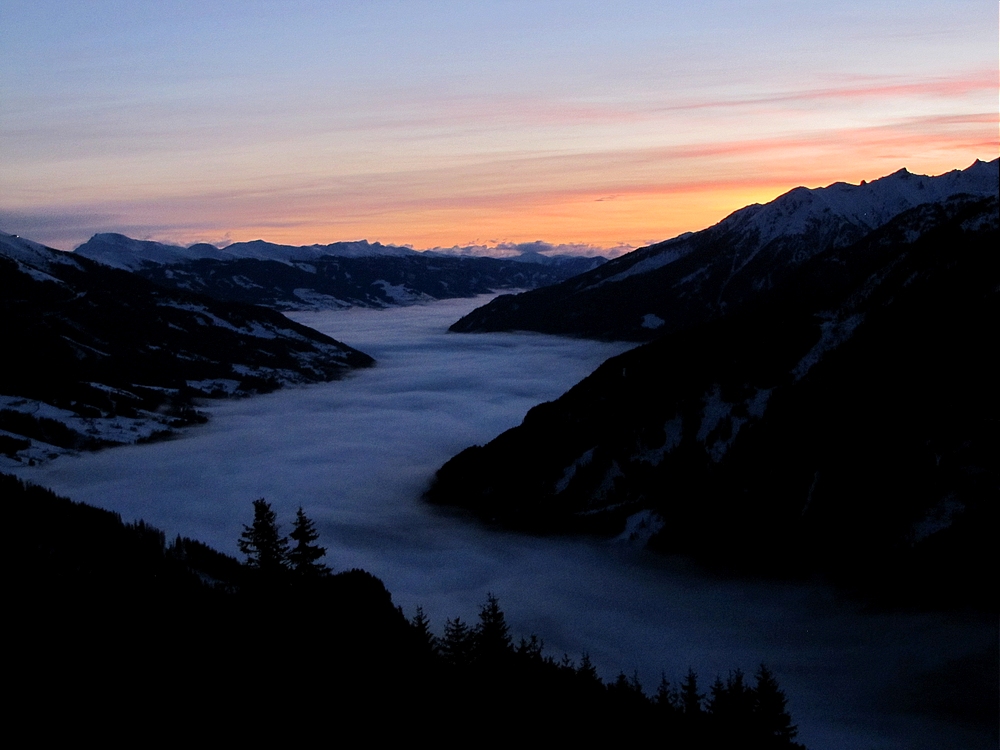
<box><xmin>1</xmin><ymin>232</ymin><xmax>373</xmax><ymax>464</ymax></box>
<box><xmin>75</xmin><ymin>235</ymin><xmax>418</xmax><ymax>271</ymax></box>
<box><xmin>74</xmin><ymin>234</ymin><xmax>606</xmax><ymax>310</ymax></box>
<box><xmin>428</xmin><ymin>190</ymin><xmax>998</xmax><ymax>606</ymax></box>
<box><xmin>451</xmin><ymin>159</ymin><xmax>998</xmax><ymax>340</ymax></box>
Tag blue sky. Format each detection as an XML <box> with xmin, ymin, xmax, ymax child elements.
<box><xmin>1</xmin><ymin>0</ymin><xmax>995</xmax><ymax>250</ymax></box>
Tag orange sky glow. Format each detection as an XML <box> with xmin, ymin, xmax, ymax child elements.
<box><xmin>1</xmin><ymin>2</ymin><xmax>996</xmax><ymax>253</ymax></box>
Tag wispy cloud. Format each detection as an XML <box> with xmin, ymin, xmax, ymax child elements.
<box><xmin>7</xmin><ymin>105</ymin><xmax>992</xmax><ymax>252</ymax></box>
<box><xmin>642</xmin><ymin>70</ymin><xmax>997</xmax><ymax>115</ymax></box>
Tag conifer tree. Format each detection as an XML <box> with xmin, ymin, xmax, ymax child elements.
<box><xmin>474</xmin><ymin>593</ymin><xmax>512</xmax><ymax>662</ymax></box>
<box><xmin>577</xmin><ymin>652</ymin><xmax>600</xmax><ymax>684</ymax></box>
<box><xmin>411</xmin><ymin>606</ymin><xmax>438</xmax><ymax>655</ymax></box>
<box><xmin>441</xmin><ymin>617</ymin><xmax>475</xmax><ymax>667</ymax></box>
<box><xmin>709</xmin><ymin>668</ymin><xmax>753</xmax><ymax>721</ymax></box>
<box><xmin>655</xmin><ymin>673</ymin><xmax>680</xmax><ymax>713</ymax></box>
<box><xmin>751</xmin><ymin>664</ymin><xmax>800</xmax><ymax>746</ymax></box>
<box><xmin>238</xmin><ymin>498</ymin><xmax>289</xmax><ymax>576</ymax></box>
<box><xmin>706</xmin><ymin>669</ymin><xmax>756</xmax><ymax>743</ymax></box>
<box><xmin>515</xmin><ymin>634</ymin><xmax>543</xmax><ymax>661</ymax></box>
<box><xmin>680</xmin><ymin>668</ymin><xmax>704</xmax><ymax>716</ymax></box>
<box><xmin>287</xmin><ymin>506</ymin><xmax>329</xmax><ymax>577</ymax></box>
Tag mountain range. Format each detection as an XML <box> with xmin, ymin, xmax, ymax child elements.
<box><xmin>429</xmin><ymin>162</ymin><xmax>999</xmax><ymax>606</ymax></box>
<box><xmin>451</xmin><ymin>159</ymin><xmax>998</xmax><ymax>340</ymax></box>
<box><xmin>1</xmin><ymin>232</ymin><xmax>372</xmax><ymax>464</ymax></box>
<box><xmin>75</xmin><ymin>234</ymin><xmax>606</xmax><ymax>310</ymax></box>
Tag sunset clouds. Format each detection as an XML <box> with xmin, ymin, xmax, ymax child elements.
<box><xmin>1</xmin><ymin>1</ymin><xmax>995</xmax><ymax>251</ymax></box>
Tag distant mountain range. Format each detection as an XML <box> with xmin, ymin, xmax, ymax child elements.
<box><xmin>1</xmin><ymin>232</ymin><xmax>373</xmax><ymax>464</ymax></box>
<box><xmin>75</xmin><ymin>234</ymin><xmax>607</xmax><ymax>310</ymax></box>
<box><xmin>451</xmin><ymin>159</ymin><xmax>998</xmax><ymax>340</ymax></box>
<box><xmin>429</xmin><ymin>163</ymin><xmax>999</xmax><ymax>606</ymax></box>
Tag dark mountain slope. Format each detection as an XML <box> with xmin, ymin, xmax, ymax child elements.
<box><xmin>1</xmin><ymin>232</ymin><xmax>372</xmax><ymax>461</ymax></box>
<box><xmin>451</xmin><ymin>159</ymin><xmax>997</xmax><ymax>340</ymax></box>
<box><xmin>4</xmin><ymin>473</ymin><xmax>806</xmax><ymax>746</ymax></box>
<box><xmin>76</xmin><ymin>233</ymin><xmax>605</xmax><ymax>310</ymax></box>
<box><xmin>427</xmin><ymin>195</ymin><xmax>999</xmax><ymax>606</ymax></box>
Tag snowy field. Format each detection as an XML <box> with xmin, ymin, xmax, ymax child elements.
<box><xmin>11</xmin><ymin>295</ymin><xmax>994</xmax><ymax>750</ymax></box>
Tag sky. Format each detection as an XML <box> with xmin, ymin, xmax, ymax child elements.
<box><xmin>1</xmin><ymin>0</ymin><xmax>996</xmax><ymax>252</ymax></box>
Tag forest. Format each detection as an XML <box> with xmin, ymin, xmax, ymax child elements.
<box><xmin>6</xmin><ymin>472</ymin><xmax>803</xmax><ymax>746</ymax></box>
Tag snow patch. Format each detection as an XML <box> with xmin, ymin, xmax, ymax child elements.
<box><xmin>641</xmin><ymin>314</ymin><xmax>665</xmax><ymax>330</ymax></box>
<box><xmin>594</xmin><ymin>461</ymin><xmax>624</xmax><ymax>499</ymax></box>
<box><xmin>186</xmin><ymin>379</ymin><xmax>243</xmax><ymax>396</ymax></box>
<box><xmin>554</xmin><ymin>447</ymin><xmax>595</xmax><ymax>494</ymax></box>
<box><xmin>596</xmin><ymin>242</ymin><xmax>694</xmax><ymax>287</ymax></box>
<box><xmin>232</xmin><ymin>275</ymin><xmax>264</xmax><ymax>289</ymax></box>
<box><xmin>159</xmin><ymin>302</ymin><xmax>279</xmax><ymax>338</ymax></box>
<box><xmin>634</xmin><ymin>417</ymin><xmax>683</xmax><ymax>466</ymax></box>
<box><xmin>0</xmin><ymin>393</ymin><xmax>181</xmax><ymax>464</ymax></box>
<box><xmin>912</xmin><ymin>495</ymin><xmax>965</xmax><ymax>543</ymax></box>
<box><xmin>746</xmin><ymin>387</ymin><xmax>772</xmax><ymax>418</ymax></box>
<box><xmin>696</xmin><ymin>386</ymin><xmax>772</xmax><ymax>461</ymax></box>
<box><xmin>793</xmin><ymin>314</ymin><xmax>864</xmax><ymax>380</ymax></box>
<box><xmin>615</xmin><ymin>509</ymin><xmax>665</xmax><ymax>545</ymax></box>
<box><xmin>291</xmin><ymin>288</ymin><xmax>350</xmax><ymax>310</ymax></box>
<box><xmin>696</xmin><ymin>385</ymin><xmax>730</xmax><ymax>445</ymax></box>
<box><xmin>372</xmin><ymin>280</ymin><xmax>434</xmax><ymax>305</ymax></box>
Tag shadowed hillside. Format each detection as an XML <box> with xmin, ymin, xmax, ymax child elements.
<box><xmin>5</xmin><ymin>473</ymin><xmax>806</xmax><ymax>746</ymax></box>
<box><xmin>1</xmin><ymin>231</ymin><xmax>373</xmax><ymax>462</ymax></box>
<box><xmin>429</xmin><ymin>195</ymin><xmax>999</xmax><ymax>609</ymax></box>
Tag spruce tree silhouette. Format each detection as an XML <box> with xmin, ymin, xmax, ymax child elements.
<box><xmin>680</xmin><ymin>668</ymin><xmax>704</xmax><ymax>716</ymax></box>
<box><xmin>287</xmin><ymin>506</ymin><xmax>330</xmax><ymax>577</ymax></box>
<box><xmin>474</xmin><ymin>593</ymin><xmax>512</xmax><ymax>662</ymax></box>
<box><xmin>752</xmin><ymin>664</ymin><xmax>802</xmax><ymax>747</ymax></box>
<box><xmin>238</xmin><ymin>499</ymin><xmax>289</xmax><ymax>578</ymax></box>
<box><xmin>410</xmin><ymin>606</ymin><xmax>438</xmax><ymax>655</ymax></box>
<box><xmin>441</xmin><ymin>617</ymin><xmax>475</xmax><ymax>667</ymax></box>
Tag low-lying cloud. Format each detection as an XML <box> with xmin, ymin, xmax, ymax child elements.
<box><xmin>9</xmin><ymin>297</ymin><xmax>991</xmax><ymax>750</ymax></box>
<box><xmin>419</xmin><ymin>240</ymin><xmax>632</xmax><ymax>258</ymax></box>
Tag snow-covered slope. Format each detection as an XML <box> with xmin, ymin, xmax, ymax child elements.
<box><xmin>1</xmin><ymin>231</ymin><xmax>373</xmax><ymax>465</ymax></box>
<box><xmin>75</xmin><ymin>234</ymin><xmax>416</xmax><ymax>270</ymax></box>
<box><xmin>0</xmin><ymin>232</ymin><xmax>81</xmax><ymax>282</ymax></box>
<box><xmin>74</xmin><ymin>234</ymin><xmax>606</xmax><ymax>311</ymax></box>
<box><xmin>452</xmin><ymin>159</ymin><xmax>999</xmax><ymax>340</ymax></box>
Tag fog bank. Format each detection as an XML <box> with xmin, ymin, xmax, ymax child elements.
<box><xmin>11</xmin><ymin>296</ymin><xmax>994</xmax><ymax>750</ymax></box>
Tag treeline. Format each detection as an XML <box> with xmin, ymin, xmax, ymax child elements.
<box><xmin>410</xmin><ymin>593</ymin><xmax>801</xmax><ymax>747</ymax></box>
<box><xmin>4</xmin><ymin>473</ymin><xmax>802</xmax><ymax>745</ymax></box>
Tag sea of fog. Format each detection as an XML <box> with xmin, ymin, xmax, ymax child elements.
<box><xmin>12</xmin><ymin>295</ymin><xmax>995</xmax><ymax>749</ymax></box>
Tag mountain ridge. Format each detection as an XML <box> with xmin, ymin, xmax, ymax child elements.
<box><xmin>450</xmin><ymin>159</ymin><xmax>998</xmax><ymax>340</ymax></box>
<box><xmin>73</xmin><ymin>234</ymin><xmax>607</xmax><ymax>311</ymax></box>
<box><xmin>427</xmin><ymin>191</ymin><xmax>999</xmax><ymax>607</ymax></box>
<box><xmin>1</xmin><ymin>231</ymin><xmax>373</xmax><ymax>464</ymax></box>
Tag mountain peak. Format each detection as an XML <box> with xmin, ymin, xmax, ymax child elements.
<box><xmin>450</xmin><ymin>159</ymin><xmax>999</xmax><ymax>341</ymax></box>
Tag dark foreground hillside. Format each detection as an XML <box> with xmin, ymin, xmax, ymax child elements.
<box><xmin>4</xmin><ymin>473</ymin><xmax>804</xmax><ymax>746</ymax></box>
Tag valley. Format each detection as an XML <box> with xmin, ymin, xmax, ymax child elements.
<box><xmin>7</xmin><ymin>296</ymin><xmax>995</xmax><ymax>750</ymax></box>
